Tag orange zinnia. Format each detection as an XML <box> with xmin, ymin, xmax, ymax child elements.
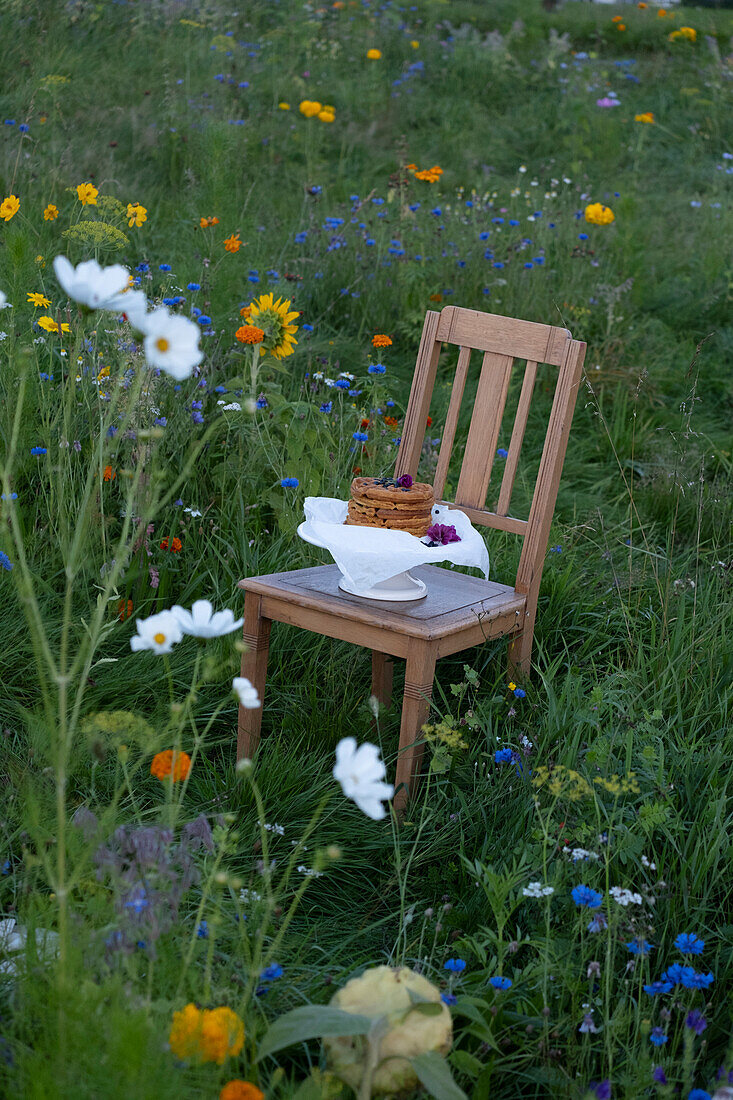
<box><xmin>383</xmin><ymin>415</ymin><xmax>398</xmax><ymax>428</ymax></box>
<box><xmin>372</xmin><ymin>334</ymin><xmax>392</xmax><ymax>348</ymax></box>
<box><xmin>160</xmin><ymin>536</ymin><xmax>183</xmax><ymax>552</ymax></box>
<box><xmin>224</xmin><ymin>233</ymin><xmax>242</xmax><ymax>253</ymax></box>
<box><xmin>220</xmin><ymin>1083</ymin><xmax>264</xmax><ymax>1100</ymax></box>
<box><xmin>236</xmin><ymin>325</ymin><xmax>265</xmax><ymax>344</ymax></box>
<box><xmin>151</xmin><ymin>750</ymin><xmax>192</xmax><ymax>782</ymax></box>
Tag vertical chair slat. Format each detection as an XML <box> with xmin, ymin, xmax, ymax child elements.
<box><xmin>454</xmin><ymin>351</ymin><xmax>513</xmax><ymax>511</ymax></box>
<box><xmin>495</xmin><ymin>360</ymin><xmax>538</xmax><ymax>516</ymax></box>
<box><xmin>432</xmin><ymin>345</ymin><xmax>471</xmax><ymax>500</ymax></box>
<box><xmin>395</xmin><ymin>310</ymin><xmax>442</xmax><ymax>479</ymax></box>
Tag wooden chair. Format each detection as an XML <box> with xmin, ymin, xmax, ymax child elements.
<box><xmin>236</xmin><ymin>306</ymin><xmax>586</xmax><ymax>807</ymax></box>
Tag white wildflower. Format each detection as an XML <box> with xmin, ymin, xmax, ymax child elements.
<box><xmin>171</xmin><ymin>599</ymin><xmax>243</xmax><ymax>638</ymax></box>
<box><xmin>233</xmin><ymin>677</ymin><xmax>260</xmax><ymax>709</ymax></box>
<box><xmin>53</xmin><ymin>256</ymin><xmax>131</xmax><ymax>310</ymax></box>
<box><xmin>610</xmin><ymin>887</ymin><xmax>643</xmax><ymax>907</ymax></box>
<box><xmin>523</xmin><ymin>882</ymin><xmax>554</xmax><ymax>898</ymax></box>
<box><xmin>129</xmin><ymin>610</ymin><xmax>183</xmax><ymax>655</ymax></box>
<box><xmin>333</xmin><ymin>737</ymin><xmax>394</xmax><ymax>821</ymax></box>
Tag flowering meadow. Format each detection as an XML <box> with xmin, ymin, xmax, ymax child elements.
<box><xmin>1</xmin><ymin>0</ymin><xmax>732</xmax><ymax>1097</ymax></box>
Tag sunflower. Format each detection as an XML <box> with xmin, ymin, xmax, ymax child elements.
<box><xmin>247</xmin><ymin>292</ymin><xmax>299</xmax><ymax>360</ymax></box>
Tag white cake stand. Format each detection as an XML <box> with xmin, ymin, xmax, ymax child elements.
<box><xmin>297</xmin><ymin>521</ymin><xmax>428</xmax><ymax>602</ymax></box>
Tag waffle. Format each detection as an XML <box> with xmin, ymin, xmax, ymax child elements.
<box><xmin>344</xmin><ymin>477</ymin><xmax>434</xmax><ymax>538</ymax></box>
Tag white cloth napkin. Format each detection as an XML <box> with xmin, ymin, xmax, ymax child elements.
<box><xmin>302</xmin><ymin>497</ymin><xmax>490</xmax><ymax>590</ymax></box>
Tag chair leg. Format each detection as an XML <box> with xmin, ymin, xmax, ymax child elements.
<box><xmin>394</xmin><ymin>643</ymin><xmax>437</xmax><ymax>813</ymax></box>
<box><xmin>371</xmin><ymin>651</ymin><xmax>394</xmax><ymax>711</ymax></box>
<box><xmin>237</xmin><ymin>591</ymin><xmax>271</xmax><ymax>761</ymax></box>
<box><xmin>508</xmin><ymin>622</ymin><xmax>534</xmax><ymax>681</ymax></box>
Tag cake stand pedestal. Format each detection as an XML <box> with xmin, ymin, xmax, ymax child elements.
<box><xmin>297</xmin><ymin>522</ymin><xmax>428</xmax><ymax>602</ymax></box>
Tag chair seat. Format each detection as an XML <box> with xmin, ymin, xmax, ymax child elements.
<box><xmin>238</xmin><ymin>564</ymin><xmax>527</xmax><ymax>659</ymax></box>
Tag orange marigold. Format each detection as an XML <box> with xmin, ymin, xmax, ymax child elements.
<box><xmin>151</xmin><ymin>750</ymin><xmax>192</xmax><ymax>782</ymax></box>
<box><xmin>239</xmin><ymin>305</ymin><xmax>252</xmax><ymax>319</ymax></box>
<box><xmin>612</xmin><ymin>14</ymin><xmax>623</xmax><ymax>21</ymax></box>
<box><xmin>169</xmin><ymin>1004</ymin><xmax>244</xmax><ymax>1065</ymax></box>
<box><xmin>236</xmin><ymin>324</ymin><xmax>265</xmax><ymax>344</ymax></box>
<box><xmin>220</xmin><ymin>1083</ymin><xmax>264</xmax><ymax>1100</ymax></box>
<box><xmin>103</xmin><ymin>465</ymin><xmax>116</xmax><ymax>482</ymax></box>
<box><xmin>224</xmin><ymin>233</ymin><xmax>242</xmax><ymax>253</ymax></box>
<box><xmin>160</xmin><ymin>536</ymin><xmax>183</xmax><ymax>552</ymax></box>
<box><xmin>383</xmin><ymin>415</ymin><xmax>399</xmax><ymax>428</ymax></box>
<box><xmin>118</xmin><ymin>598</ymin><xmax>133</xmax><ymax>622</ymax></box>
<box><xmin>372</xmin><ymin>334</ymin><xmax>392</xmax><ymax>348</ymax></box>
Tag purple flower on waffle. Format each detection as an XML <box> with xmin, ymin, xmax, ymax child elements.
<box><xmin>396</xmin><ymin>474</ymin><xmax>413</xmax><ymax>488</ymax></box>
<box><xmin>424</xmin><ymin>523</ymin><xmax>461</xmax><ymax>546</ymax></box>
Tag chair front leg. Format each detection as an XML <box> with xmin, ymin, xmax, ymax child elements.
<box><xmin>394</xmin><ymin>642</ymin><xmax>437</xmax><ymax>813</ymax></box>
<box><xmin>237</xmin><ymin>591</ymin><xmax>271</xmax><ymax>761</ymax></box>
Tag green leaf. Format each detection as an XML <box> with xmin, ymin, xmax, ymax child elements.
<box><xmin>257</xmin><ymin>1006</ymin><xmax>373</xmax><ymax>1062</ymax></box>
<box><xmin>410</xmin><ymin>1052</ymin><xmax>469</xmax><ymax>1100</ymax></box>
<box><xmin>407</xmin><ymin>1002</ymin><xmax>444</xmax><ymax>1017</ymax></box>
<box><xmin>450</xmin><ymin>1050</ymin><xmax>484</xmax><ymax>1079</ymax></box>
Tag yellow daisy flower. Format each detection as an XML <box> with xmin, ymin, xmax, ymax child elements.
<box><xmin>27</xmin><ymin>292</ymin><xmax>51</xmax><ymax>308</ymax></box>
<box><xmin>0</xmin><ymin>195</ymin><xmax>20</xmax><ymax>222</ymax></box>
<box><xmin>76</xmin><ymin>182</ymin><xmax>98</xmax><ymax>206</ymax></box>
<box><xmin>126</xmin><ymin>202</ymin><xmax>147</xmax><ymax>228</ymax></box>
<box><xmin>43</xmin><ymin>203</ymin><xmax>59</xmax><ymax>221</ymax></box>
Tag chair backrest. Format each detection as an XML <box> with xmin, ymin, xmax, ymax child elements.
<box><xmin>395</xmin><ymin>306</ymin><xmax>586</xmax><ymax>601</ymax></box>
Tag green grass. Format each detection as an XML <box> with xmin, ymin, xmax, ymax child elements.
<box><xmin>0</xmin><ymin>0</ymin><xmax>732</xmax><ymax>1097</ymax></box>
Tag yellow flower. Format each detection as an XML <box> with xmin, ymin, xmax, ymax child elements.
<box><xmin>27</xmin><ymin>292</ymin><xmax>51</xmax><ymax>308</ymax></box>
<box><xmin>247</xmin><ymin>292</ymin><xmax>299</xmax><ymax>360</ymax></box>
<box><xmin>224</xmin><ymin>232</ymin><xmax>242</xmax><ymax>253</ymax></box>
<box><xmin>584</xmin><ymin>202</ymin><xmax>614</xmax><ymax>226</ymax></box>
<box><xmin>278</xmin><ymin>101</ymin><xmax>290</xmax><ymax>110</ymax></box>
<box><xmin>37</xmin><ymin>315</ymin><xmax>70</xmax><ymax>334</ymax></box>
<box><xmin>669</xmin><ymin>26</ymin><xmax>696</xmax><ymax>42</ymax></box>
<box><xmin>43</xmin><ymin>203</ymin><xmax>59</xmax><ymax>221</ymax></box>
<box><xmin>634</xmin><ymin>112</ymin><xmax>655</xmax><ymax>124</ymax></box>
<box><xmin>616</xmin><ymin>22</ymin><xmax>626</xmax><ymax>31</ymax></box>
<box><xmin>299</xmin><ymin>100</ymin><xmax>322</xmax><ymax>118</ymax></box>
<box><xmin>76</xmin><ymin>182</ymin><xmax>98</xmax><ymax>205</ymax></box>
<box><xmin>169</xmin><ymin>1004</ymin><xmax>244</xmax><ymax>1065</ymax></box>
<box><xmin>0</xmin><ymin>195</ymin><xmax>20</xmax><ymax>222</ymax></box>
<box><xmin>410</xmin><ymin>40</ymin><xmax>419</xmax><ymax>49</ymax></box>
<box><xmin>508</xmin><ymin>682</ymin><xmax>516</xmax><ymax>691</ymax></box>
<box><xmin>318</xmin><ymin>107</ymin><xmax>335</xmax><ymax>123</ymax></box>
<box><xmin>366</xmin><ymin>48</ymin><xmax>382</xmax><ymax>60</ymax></box>
<box><xmin>126</xmin><ymin>202</ymin><xmax>147</xmax><ymax>228</ymax></box>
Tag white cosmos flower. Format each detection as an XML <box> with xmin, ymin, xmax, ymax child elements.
<box><xmin>0</xmin><ymin>290</ymin><xmax>10</xmax><ymax>309</ymax></box>
<box><xmin>129</xmin><ymin>610</ymin><xmax>183</xmax><ymax>655</ymax></box>
<box><xmin>136</xmin><ymin>306</ymin><xmax>204</xmax><ymax>380</ymax></box>
<box><xmin>233</xmin><ymin>677</ymin><xmax>260</xmax><ymax>709</ymax></box>
<box><xmin>106</xmin><ymin>287</ymin><xmax>148</xmax><ymax>322</ymax></box>
<box><xmin>53</xmin><ymin>256</ymin><xmax>130</xmax><ymax>310</ymax></box>
<box><xmin>171</xmin><ymin>599</ymin><xmax>243</xmax><ymax>638</ymax></box>
<box><xmin>333</xmin><ymin>737</ymin><xmax>394</xmax><ymax>821</ymax></box>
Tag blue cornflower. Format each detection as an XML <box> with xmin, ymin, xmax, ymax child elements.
<box><xmin>650</xmin><ymin>1028</ymin><xmax>668</xmax><ymax>1046</ymax></box>
<box><xmin>513</xmin><ymin>687</ymin><xmax>526</xmax><ymax>699</ymax></box>
<box><xmin>197</xmin><ymin>315</ymin><xmax>212</xmax><ymax>325</ymax></box>
<box><xmin>256</xmin><ymin>397</ymin><xmax>268</xmax><ymax>409</ymax></box>
<box><xmin>214</xmin><ymin>385</ymin><xmax>227</xmax><ymax>394</ymax></box>
<box><xmin>578</xmin><ymin>233</ymin><xmax>589</xmax><ymax>241</ymax></box>
<box><xmin>191</xmin><ymin>410</ymin><xmax>204</xmax><ymax>425</ymax></box>
<box><xmin>494</xmin><ymin>748</ymin><xmax>512</xmax><ymax>764</ymax></box>
<box><xmin>509</xmin><ymin>219</ymin><xmax>519</xmax><ymax>227</ymax></box>
<box><xmin>260</xmin><ymin>963</ymin><xmax>283</xmax><ymax>981</ymax></box>
<box><xmin>0</xmin><ymin>551</ymin><xmax>13</xmax><ymax>572</ymax></box>
<box><xmin>352</xmin><ymin>431</ymin><xmax>368</xmax><ymax>443</ymax></box>
<box><xmin>493</xmin><ymin>262</ymin><xmax>505</xmax><ymax>269</ymax></box>
<box><xmin>496</xmin><ymin>448</ymin><xmax>509</xmax><ymax>459</ymax></box>
<box><xmin>4</xmin><ymin>120</ymin><xmax>15</xmax><ymax>126</ymax></box>
<box><xmin>319</xmin><ymin>402</ymin><xmax>332</xmax><ymax>413</ymax></box>
<box><xmin>280</xmin><ymin>478</ymin><xmax>299</xmax><ymax>488</ymax></box>
<box><xmin>197</xmin><ymin>921</ymin><xmax>209</xmax><ymax>939</ymax></box>
<box><xmin>643</xmin><ymin>980</ymin><xmax>672</xmax><ymax>996</ymax></box>
<box><xmin>365</xmin><ymin>238</ymin><xmax>376</xmax><ymax>246</ymax></box>
<box><xmin>1</xmin><ymin>492</ymin><xmax>18</xmax><ymax>500</ymax></box>
<box><xmin>19</xmin><ymin>123</ymin><xmax>29</xmax><ymax>133</ymax></box>
<box><xmin>162</xmin><ymin>297</ymin><xmax>177</xmax><ymax>306</ymax></box>
<box><xmin>302</xmin><ymin>323</ymin><xmax>314</xmax><ymax>332</ymax></box>
<box><xmin>675</xmin><ymin>932</ymin><xmax>705</xmax><ymax>955</ymax></box>
<box><xmin>159</xmin><ymin>263</ymin><xmax>172</xmax><ymax>272</ymax></box>
<box><xmin>409</xmin><ymin>203</ymin><xmax>421</xmax><ymax>213</ymax></box>
<box><xmin>492</xmin><ymin>217</ymin><xmax>504</xmax><ymax>225</ymax></box>
<box><xmin>662</xmin><ymin>963</ymin><xmax>695</xmax><ymax>986</ymax></box>
<box><xmin>186</xmin><ymin>282</ymin><xmax>201</xmax><ymax>291</ymax></box>
<box><xmin>572</xmin><ymin>885</ymin><xmax>603</xmax><ymax>909</ymax></box>
<box><xmin>682</xmin><ymin>971</ymin><xmax>714</xmax><ymax>990</ymax></box>
<box><xmin>386</xmin><ymin>400</ymin><xmax>395</xmax><ymax>407</ymax></box>
<box><xmin>489</xmin><ymin>976</ymin><xmax>512</xmax><ymax>990</ymax></box>
<box><xmin>443</xmin><ymin>959</ymin><xmax>466</xmax><ymax>972</ymax></box>
<box><xmin>549</xmin><ymin>545</ymin><xmax>562</xmax><ymax>553</ymax></box>
<box><xmin>39</xmin><ymin>373</ymin><xmax>53</xmax><ymax>381</ymax></box>
<box><xmin>136</xmin><ymin>262</ymin><xmax>150</xmax><ymax>273</ymax></box>
<box><xmin>368</xmin><ymin>364</ymin><xmax>386</xmax><ymax>375</ymax></box>
<box><xmin>652</xmin><ymin>1068</ymin><xmax>667</xmax><ymax>1085</ymax></box>
<box><xmin>590</xmin><ymin>1083</ymin><xmax>611</xmax><ymax>1100</ymax></box>
<box><xmin>30</xmin><ymin>446</ymin><xmax>47</xmax><ymax>455</ymax></box>
<box><xmin>627</xmin><ymin>939</ymin><xmax>653</xmax><ymax>956</ymax></box>
<box><xmin>334</xmin><ymin>379</ymin><xmax>350</xmax><ymax>390</ymax></box>
<box><xmin>685</xmin><ymin>1009</ymin><xmax>707</xmax><ymax>1035</ymax></box>
<box><xmin>524</xmin><ymin>262</ymin><xmax>533</xmax><ymax>269</ymax></box>
<box><xmin>124</xmin><ymin>890</ymin><xmax>148</xmax><ymax>914</ymax></box>
<box><xmin>430</xmin><ymin>207</ymin><xmax>442</xmax><ymax>216</ymax></box>
<box><xmin>479</xmin><ymin>231</ymin><xmax>490</xmax><ymax>241</ymax></box>
<box><xmin>688</xmin><ymin>1092</ymin><xmax>711</xmax><ymax>1100</ymax></box>
<box><xmin>1</xmin><ymin>860</ymin><xmax>10</xmax><ymax>873</ymax></box>
<box><xmin>441</xmin><ymin>992</ymin><xmax>457</xmax><ymax>1006</ymax></box>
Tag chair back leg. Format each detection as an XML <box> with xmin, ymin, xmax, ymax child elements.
<box><xmin>237</xmin><ymin>591</ymin><xmax>271</xmax><ymax>761</ymax></box>
<box><xmin>371</xmin><ymin>651</ymin><xmax>394</xmax><ymax>712</ymax></box>
<box><xmin>394</xmin><ymin>642</ymin><xmax>438</xmax><ymax>813</ymax></box>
